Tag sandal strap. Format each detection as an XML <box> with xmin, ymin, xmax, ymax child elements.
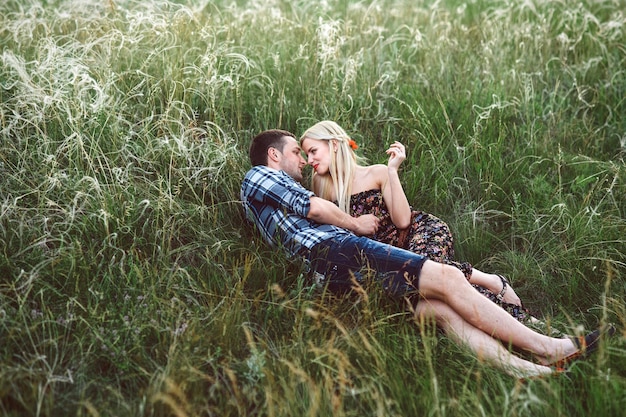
<box><xmin>496</xmin><ymin>275</ymin><xmax>508</xmax><ymax>301</ymax></box>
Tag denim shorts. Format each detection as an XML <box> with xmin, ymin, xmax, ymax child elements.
<box><xmin>308</xmin><ymin>235</ymin><xmax>427</xmax><ymax>298</ymax></box>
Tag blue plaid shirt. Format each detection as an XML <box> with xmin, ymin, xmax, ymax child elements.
<box><xmin>241</xmin><ymin>165</ymin><xmax>351</xmax><ymax>258</ymax></box>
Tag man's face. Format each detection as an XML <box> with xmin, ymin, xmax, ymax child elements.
<box><xmin>274</xmin><ymin>136</ymin><xmax>307</xmax><ymax>182</ymax></box>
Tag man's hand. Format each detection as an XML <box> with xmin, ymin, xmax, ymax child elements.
<box><xmin>308</xmin><ymin>196</ymin><xmax>379</xmax><ymax>235</ymax></box>
<box><xmin>353</xmin><ymin>214</ymin><xmax>380</xmax><ymax>236</ymax></box>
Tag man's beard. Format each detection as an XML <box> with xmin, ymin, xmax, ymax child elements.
<box><xmin>285</xmin><ymin>168</ymin><xmax>303</xmax><ymax>183</ymax></box>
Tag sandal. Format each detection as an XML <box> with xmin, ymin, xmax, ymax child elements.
<box><xmin>553</xmin><ymin>324</ymin><xmax>616</xmax><ymax>369</ymax></box>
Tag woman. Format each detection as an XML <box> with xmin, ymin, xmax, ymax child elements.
<box><xmin>300</xmin><ymin>120</ymin><xmax>532</xmax><ymax>321</ymax></box>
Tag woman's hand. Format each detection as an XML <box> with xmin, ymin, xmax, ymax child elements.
<box><xmin>386</xmin><ymin>141</ymin><xmax>406</xmax><ymax>171</ymax></box>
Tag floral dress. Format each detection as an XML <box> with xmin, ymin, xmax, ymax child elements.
<box><xmin>349</xmin><ymin>189</ymin><xmax>529</xmax><ymax>322</ymax></box>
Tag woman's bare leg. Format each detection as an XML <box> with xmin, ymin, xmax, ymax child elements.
<box><xmin>417</xmin><ymin>260</ymin><xmax>577</xmax><ymax>363</ymax></box>
<box><xmin>413</xmin><ymin>298</ymin><xmax>555</xmax><ymax>378</ymax></box>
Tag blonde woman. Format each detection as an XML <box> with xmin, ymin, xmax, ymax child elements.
<box><xmin>300</xmin><ymin>120</ymin><xmax>532</xmax><ymax>321</ymax></box>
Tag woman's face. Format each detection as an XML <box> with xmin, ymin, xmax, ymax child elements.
<box><xmin>301</xmin><ymin>137</ymin><xmax>332</xmax><ymax>175</ymax></box>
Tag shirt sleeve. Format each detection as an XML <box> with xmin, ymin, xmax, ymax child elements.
<box><xmin>243</xmin><ymin>166</ymin><xmax>314</xmax><ymax>217</ymax></box>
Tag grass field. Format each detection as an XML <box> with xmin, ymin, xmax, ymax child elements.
<box><xmin>1</xmin><ymin>0</ymin><xmax>625</xmax><ymax>415</ymax></box>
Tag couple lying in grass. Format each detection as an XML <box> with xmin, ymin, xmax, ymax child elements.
<box><xmin>241</xmin><ymin>122</ymin><xmax>615</xmax><ymax>379</ymax></box>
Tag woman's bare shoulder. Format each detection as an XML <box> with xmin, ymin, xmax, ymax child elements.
<box><xmin>352</xmin><ymin>164</ymin><xmax>388</xmax><ymax>192</ymax></box>
<box><xmin>364</xmin><ymin>164</ymin><xmax>389</xmax><ymax>179</ymax></box>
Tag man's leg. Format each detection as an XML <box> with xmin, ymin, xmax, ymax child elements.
<box><xmin>311</xmin><ymin>236</ymin><xmax>578</xmax><ymax>364</ymax></box>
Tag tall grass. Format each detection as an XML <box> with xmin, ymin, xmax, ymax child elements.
<box><xmin>0</xmin><ymin>0</ymin><xmax>625</xmax><ymax>416</ymax></box>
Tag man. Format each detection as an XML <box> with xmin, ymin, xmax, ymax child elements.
<box><xmin>241</xmin><ymin>129</ymin><xmax>602</xmax><ymax>378</ymax></box>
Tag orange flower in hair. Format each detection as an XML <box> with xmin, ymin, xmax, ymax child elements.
<box><xmin>348</xmin><ymin>139</ymin><xmax>358</xmax><ymax>150</ymax></box>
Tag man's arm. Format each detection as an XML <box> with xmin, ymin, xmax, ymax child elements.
<box><xmin>307</xmin><ymin>196</ymin><xmax>379</xmax><ymax>236</ymax></box>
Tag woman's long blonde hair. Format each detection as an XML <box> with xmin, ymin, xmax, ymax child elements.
<box><xmin>300</xmin><ymin>121</ymin><xmax>367</xmax><ymax>213</ymax></box>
